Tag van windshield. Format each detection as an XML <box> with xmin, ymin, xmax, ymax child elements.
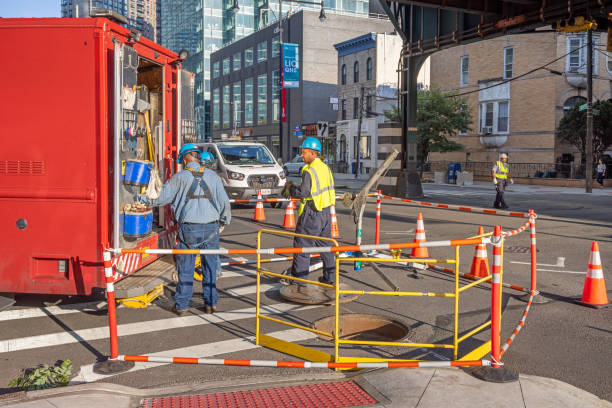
<box><xmin>217</xmin><ymin>144</ymin><xmax>276</xmax><ymax>165</ymax></box>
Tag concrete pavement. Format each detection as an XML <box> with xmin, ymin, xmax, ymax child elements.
<box><xmin>2</xmin><ymin>366</ymin><xmax>611</xmax><ymax>407</ymax></box>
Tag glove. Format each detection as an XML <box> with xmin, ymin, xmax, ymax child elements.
<box><xmin>510</xmin><ymin>178</ymin><xmax>514</xmax><ymax>184</ymax></box>
<box><xmin>219</xmin><ymin>224</ymin><xmax>225</xmax><ymax>234</ymax></box>
<box><xmin>493</xmin><ymin>178</ymin><xmax>498</xmax><ymax>185</ymax></box>
<box><xmin>281</xmin><ymin>183</ymin><xmax>292</xmax><ymax>199</ymax></box>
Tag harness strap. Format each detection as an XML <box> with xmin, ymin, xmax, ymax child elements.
<box><xmin>178</xmin><ymin>167</ymin><xmax>213</xmax><ymax>224</ymax></box>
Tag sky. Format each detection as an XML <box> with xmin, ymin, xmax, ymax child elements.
<box><xmin>0</xmin><ymin>0</ymin><xmax>60</xmax><ymax>17</ymax></box>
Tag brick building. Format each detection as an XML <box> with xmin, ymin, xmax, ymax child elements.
<box><xmin>429</xmin><ymin>30</ymin><xmax>612</xmax><ymax>171</ymax></box>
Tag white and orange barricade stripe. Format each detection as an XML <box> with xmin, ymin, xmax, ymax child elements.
<box><xmin>578</xmin><ymin>241</ymin><xmax>610</xmax><ymax>308</ymax></box>
<box><xmin>380</xmin><ymin>195</ymin><xmax>529</xmax><ymax>218</ymax></box>
<box><xmin>117</xmin><ymin>355</ymin><xmax>490</xmax><ymax>369</ymax></box>
<box><xmin>375</xmin><ymin>190</ymin><xmax>382</xmax><ymax>245</ymax></box>
<box><xmin>330</xmin><ymin>205</ymin><xmax>340</xmax><ymax>238</ymax></box>
<box><xmin>411</xmin><ymin>213</ymin><xmax>429</xmax><ymax>258</ymax></box>
<box><xmin>490</xmin><ymin>225</ymin><xmax>503</xmax><ymax>368</ymax></box>
<box><xmin>500</xmin><ymin>291</ymin><xmax>534</xmax><ymax>357</ymax></box>
<box><xmin>103</xmin><ymin>250</ymin><xmax>119</xmax><ymax>359</ymax></box>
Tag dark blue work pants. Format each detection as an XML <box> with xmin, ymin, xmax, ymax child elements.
<box><xmin>175</xmin><ymin>222</ymin><xmax>220</xmax><ymax>310</ymax></box>
<box><xmin>291</xmin><ymin>205</ymin><xmax>336</xmax><ymax>283</ymax></box>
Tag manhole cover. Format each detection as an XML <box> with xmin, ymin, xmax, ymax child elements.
<box><xmin>505</xmin><ymin>246</ymin><xmax>540</xmax><ymax>253</ymax></box>
<box><xmin>312</xmin><ymin>313</ymin><xmax>409</xmax><ymax>342</ymax></box>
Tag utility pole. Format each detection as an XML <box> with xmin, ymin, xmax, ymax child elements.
<box><xmin>355</xmin><ymin>86</ymin><xmax>365</xmax><ymax>179</ymax></box>
<box><xmin>278</xmin><ymin>0</ymin><xmax>284</xmax><ymax>161</ymax></box>
<box><xmin>586</xmin><ymin>29</ymin><xmax>593</xmax><ymax>193</ymax></box>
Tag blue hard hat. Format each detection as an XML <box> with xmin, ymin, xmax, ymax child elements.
<box><xmin>300</xmin><ymin>137</ymin><xmax>321</xmax><ymax>152</ymax></box>
<box><xmin>200</xmin><ymin>151</ymin><xmax>214</xmax><ymax>164</ymax></box>
<box><xmin>177</xmin><ymin>143</ymin><xmax>200</xmax><ymax>163</ymax></box>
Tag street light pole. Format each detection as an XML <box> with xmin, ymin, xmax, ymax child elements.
<box><xmin>279</xmin><ymin>0</ymin><xmax>284</xmax><ymax>161</ymax></box>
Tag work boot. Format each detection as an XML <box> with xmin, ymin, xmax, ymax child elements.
<box><xmin>204</xmin><ymin>305</ymin><xmax>217</xmax><ymax>314</ymax></box>
<box><xmin>171</xmin><ymin>305</ymin><xmax>188</xmax><ymax>316</ymax></box>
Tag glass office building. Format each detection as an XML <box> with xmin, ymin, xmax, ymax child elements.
<box><xmin>161</xmin><ymin>0</ymin><xmax>369</xmax><ymax>140</ymax></box>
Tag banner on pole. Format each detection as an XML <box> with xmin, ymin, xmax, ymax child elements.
<box><xmin>282</xmin><ymin>43</ymin><xmax>299</xmax><ymax>88</ymax></box>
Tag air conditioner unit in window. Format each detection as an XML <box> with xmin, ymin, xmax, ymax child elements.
<box><xmin>481</xmin><ymin>126</ymin><xmax>493</xmax><ymax>134</ymax></box>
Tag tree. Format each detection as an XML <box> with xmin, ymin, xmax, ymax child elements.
<box><xmin>557</xmin><ymin>99</ymin><xmax>612</xmax><ymax>165</ymax></box>
<box><xmin>384</xmin><ymin>90</ymin><xmax>472</xmax><ymax>172</ymax></box>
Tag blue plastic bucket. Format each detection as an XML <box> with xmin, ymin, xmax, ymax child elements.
<box><xmin>123</xmin><ymin>160</ymin><xmax>153</xmax><ymax>186</ymax></box>
<box><xmin>121</xmin><ymin>210</ymin><xmax>153</xmax><ymax>239</ymax></box>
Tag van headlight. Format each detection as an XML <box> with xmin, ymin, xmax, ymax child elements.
<box><xmin>226</xmin><ymin>171</ymin><xmax>245</xmax><ymax>181</ymax></box>
<box><xmin>279</xmin><ymin>171</ymin><xmax>286</xmax><ymax>179</ymax></box>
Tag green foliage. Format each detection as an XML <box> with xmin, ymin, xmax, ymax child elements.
<box><xmin>9</xmin><ymin>360</ymin><xmax>72</xmax><ymax>391</ymax></box>
<box><xmin>382</xmin><ymin>90</ymin><xmax>472</xmax><ymax>170</ymax></box>
<box><xmin>557</xmin><ymin>99</ymin><xmax>612</xmax><ymax>161</ymax></box>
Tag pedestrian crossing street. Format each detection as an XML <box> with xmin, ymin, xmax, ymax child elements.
<box><xmin>0</xmin><ymin>257</ymin><xmax>326</xmax><ymax>385</ymax></box>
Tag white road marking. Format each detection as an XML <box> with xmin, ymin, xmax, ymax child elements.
<box><xmin>535</xmin><ymin>268</ymin><xmax>586</xmax><ymax>274</ymax></box>
<box><xmin>0</xmin><ymin>301</ymin><xmax>317</xmax><ymax>354</ymax></box>
<box><xmin>71</xmin><ymin>328</ymin><xmax>318</xmax><ymax>384</ymax></box>
<box><xmin>511</xmin><ymin>256</ymin><xmax>565</xmax><ymax>268</ymax></box>
<box><xmin>0</xmin><ymin>301</ymin><xmax>108</xmax><ymax>322</ymax></box>
<box><xmin>384</xmin><ymin>229</ymin><xmax>415</xmax><ymax>235</ymax></box>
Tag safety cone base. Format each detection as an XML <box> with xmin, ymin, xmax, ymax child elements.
<box><xmin>574</xmin><ymin>298</ymin><xmax>611</xmax><ymax>309</ymax></box>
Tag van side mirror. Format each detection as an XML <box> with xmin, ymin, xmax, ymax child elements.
<box><xmin>277</xmin><ymin>158</ymin><xmax>283</xmax><ymax>166</ymax></box>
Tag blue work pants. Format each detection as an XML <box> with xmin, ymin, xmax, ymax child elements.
<box><xmin>175</xmin><ymin>222</ymin><xmax>220</xmax><ymax>310</ymax></box>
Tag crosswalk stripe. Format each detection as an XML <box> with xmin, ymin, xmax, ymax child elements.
<box><xmin>71</xmin><ymin>328</ymin><xmax>318</xmax><ymax>384</ymax></box>
<box><xmin>0</xmin><ymin>301</ymin><xmax>318</xmax><ymax>354</ymax></box>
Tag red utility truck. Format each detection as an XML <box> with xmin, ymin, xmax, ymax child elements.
<box><xmin>0</xmin><ymin>18</ymin><xmax>195</xmax><ymax>295</ymax></box>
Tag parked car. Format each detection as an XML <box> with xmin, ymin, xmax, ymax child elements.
<box><xmin>283</xmin><ymin>155</ymin><xmax>304</xmax><ymax>176</ymax></box>
<box><xmin>196</xmin><ymin>141</ymin><xmax>286</xmax><ymax>207</ymax></box>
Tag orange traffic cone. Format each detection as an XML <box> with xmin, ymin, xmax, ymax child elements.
<box><xmin>254</xmin><ymin>190</ymin><xmax>266</xmax><ymax>222</ymax></box>
<box><xmin>330</xmin><ymin>205</ymin><xmax>340</xmax><ymax>238</ymax></box>
<box><xmin>470</xmin><ymin>226</ymin><xmax>490</xmax><ymax>278</ymax></box>
<box><xmin>283</xmin><ymin>200</ymin><xmax>296</xmax><ymax>229</ymax></box>
<box><xmin>411</xmin><ymin>213</ymin><xmax>429</xmax><ymax>258</ymax></box>
<box><xmin>577</xmin><ymin>241</ymin><xmax>610</xmax><ymax>308</ymax></box>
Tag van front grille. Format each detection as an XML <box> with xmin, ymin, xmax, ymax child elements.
<box><xmin>247</xmin><ymin>174</ymin><xmax>279</xmax><ymax>189</ymax></box>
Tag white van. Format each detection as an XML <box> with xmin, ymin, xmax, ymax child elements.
<box><xmin>196</xmin><ymin>141</ymin><xmax>286</xmax><ymax>204</ymax></box>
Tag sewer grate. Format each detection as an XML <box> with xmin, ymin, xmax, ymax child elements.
<box><xmin>141</xmin><ymin>380</ymin><xmax>376</xmax><ymax>408</ymax></box>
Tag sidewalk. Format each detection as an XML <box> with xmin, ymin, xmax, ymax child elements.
<box><xmin>2</xmin><ymin>366</ymin><xmax>610</xmax><ymax>407</ymax></box>
<box><xmin>328</xmin><ymin>174</ymin><xmax>612</xmax><ymax>196</ymax></box>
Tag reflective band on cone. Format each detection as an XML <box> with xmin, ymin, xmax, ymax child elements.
<box><xmin>330</xmin><ymin>205</ymin><xmax>340</xmax><ymax>238</ymax></box>
<box><xmin>578</xmin><ymin>241</ymin><xmax>610</xmax><ymax>307</ymax></box>
<box><xmin>282</xmin><ymin>200</ymin><xmax>296</xmax><ymax>229</ymax></box>
<box><xmin>411</xmin><ymin>213</ymin><xmax>429</xmax><ymax>258</ymax></box>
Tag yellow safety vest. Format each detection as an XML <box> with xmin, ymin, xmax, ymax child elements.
<box><xmin>298</xmin><ymin>158</ymin><xmax>336</xmax><ymax>216</ymax></box>
<box><xmin>495</xmin><ymin>161</ymin><xmax>509</xmax><ymax>179</ymax></box>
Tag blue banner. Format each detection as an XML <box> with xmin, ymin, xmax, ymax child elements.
<box><xmin>282</xmin><ymin>43</ymin><xmax>299</xmax><ymax>88</ymax></box>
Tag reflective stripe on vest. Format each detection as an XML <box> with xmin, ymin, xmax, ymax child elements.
<box><xmin>298</xmin><ymin>158</ymin><xmax>336</xmax><ymax>216</ymax></box>
<box><xmin>495</xmin><ymin>161</ymin><xmax>508</xmax><ymax>179</ymax></box>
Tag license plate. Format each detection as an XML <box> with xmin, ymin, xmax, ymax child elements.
<box><xmin>260</xmin><ymin>189</ymin><xmax>272</xmax><ymax>195</ymax></box>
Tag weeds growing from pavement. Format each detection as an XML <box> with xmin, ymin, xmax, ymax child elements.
<box><xmin>8</xmin><ymin>360</ymin><xmax>72</xmax><ymax>391</ymax></box>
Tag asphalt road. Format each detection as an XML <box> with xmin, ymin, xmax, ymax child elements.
<box><xmin>1</xmin><ymin>192</ymin><xmax>611</xmax><ymax>401</ymax></box>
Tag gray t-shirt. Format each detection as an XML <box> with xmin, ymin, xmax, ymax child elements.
<box><xmin>597</xmin><ymin>163</ymin><xmax>606</xmax><ymax>173</ymax></box>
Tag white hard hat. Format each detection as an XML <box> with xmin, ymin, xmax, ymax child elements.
<box><xmin>500</xmin><ymin>153</ymin><xmax>508</xmax><ymax>159</ymax></box>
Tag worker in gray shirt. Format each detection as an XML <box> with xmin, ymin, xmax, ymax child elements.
<box><xmin>139</xmin><ymin>143</ymin><xmax>231</xmax><ymax>315</ymax></box>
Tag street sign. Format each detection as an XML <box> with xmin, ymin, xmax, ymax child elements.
<box><xmin>282</xmin><ymin>43</ymin><xmax>299</xmax><ymax>88</ymax></box>
<box><xmin>317</xmin><ymin>121</ymin><xmax>328</xmax><ymax>138</ymax></box>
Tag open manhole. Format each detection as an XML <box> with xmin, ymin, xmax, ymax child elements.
<box><xmin>312</xmin><ymin>313</ymin><xmax>409</xmax><ymax>342</ymax></box>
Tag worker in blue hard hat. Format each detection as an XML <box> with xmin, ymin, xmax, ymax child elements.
<box><xmin>139</xmin><ymin>143</ymin><xmax>231</xmax><ymax>316</ymax></box>
<box><xmin>281</xmin><ymin>136</ymin><xmax>337</xmax><ymax>285</ymax></box>
<box><xmin>199</xmin><ymin>151</ymin><xmax>215</xmax><ymax>168</ymax></box>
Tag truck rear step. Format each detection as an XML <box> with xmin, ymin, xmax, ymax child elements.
<box><xmin>114</xmin><ymin>255</ymin><xmax>175</xmax><ymax>299</ymax></box>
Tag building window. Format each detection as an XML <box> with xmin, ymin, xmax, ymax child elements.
<box><xmin>460</xmin><ymin>56</ymin><xmax>469</xmax><ymax>86</ymax></box>
<box><xmin>233</xmin><ymin>82</ymin><xmax>241</xmax><ymax>128</ymax></box>
<box><xmin>365</xmin><ymin>95</ymin><xmax>372</xmax><ymax>115</ymax></box>
<box><xmin>504</xmin><ymin>47</ymin><xmax>513</xmax><ymax>79</ymax></box>
<box><xmin>245</xmin><ymin>78</ymin><xmax>253</xmax><ymax>125</ymax></box>
<box><xmin>479</xmin><ymin>101</ymin><xmax>510</xmax><ymax>134</ymax></box>
<box><xmin>257</xmin><ymin>41</ymin><xmax>267</xmax><ymax>63</ymax></box>
<box><xmin>353</xmin><ymin>61</ymin><xmax>359</xmax><ymax>83</ymax></box>
<box><xmin>245</xmin><ymin>47</ymin><xmax>254</xmax><ymax>67</ymax></box>
<box><xmin>213</xmin><ymin>88</ymin><xmax>220</xmax><ymax>129</ymax></box>
<box><xmin>341</xmin><ymin>64</ymin><xmax>346</xmax><ymax>85</ymax></box>
<box><xmin>213</xmin><ymin>61</ymin><xmax>220</xmax><ymax>78</ymax></box>
<box><xmin>353</xmin><ymin>97</ymin><xmax>359</xmax><ymax>119</ymax></box>
<box><xmin>257</xmin><ymin>74</ymin><xmax>267</xmax><ymax>125</ymax></box>
<box><xmin>272</xmin><ymin>36</ymin><xmax>280</xmax><ymax>57</ymax></box>
<box><xmin>563</xmin><ymin>96</ymin><xmax>586</xmax><ymax>116</ymax></box>
<box><xmin>366</xmin><ymin>57</ymin><xmax>372</xmax><ymax>80</ymax></box>
<box><xmin>339</xmin><ymin>134</ymin><xmax>347</xmax><ymax>162</ymax></box>
<box><xmin>341</xmin><ymin>99</ymin><xmax>346</xmax><ymax>120</ymax></box>
<box><xmin>566</xmin><ymin>34</ymin><xmax>598</xmax><ymax>74</ymax></box>
<box><xmin>459</xmin><ymin>104</ymin><xmax>468</xmax><ymax>135</ymax></box>
<box><xmin>223</xmin><ymin>85</ymin><xmax>230</xmax><ymax>129</ymax></box>
<box><xmin>223</xmin><ymin>58</ymin><xmax>230</xmax><ymax>75</ymax></box>
<box><xmin>607</xmin><ymin>52</ymin><xmax>612</xmax><ymax>74</ymax></box>
<box><xmin>233</xmin><ymin>52</ymin><xmax>241</xmax><ymax>71</ymax></box>
<box><xmin>353</xmin><ymin>135</ymin><xmax>371</xmax><ymax>159</ymax></box>
<box><xmin>272</xmin><ymin>70</ymin><xmax>280</xmax><ymax>123</ymax></box>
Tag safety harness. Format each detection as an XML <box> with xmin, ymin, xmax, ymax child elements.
<box><xmin>177</xmin><ymin>166</ymin><xmax>214</xmax><ymax>224</ymax></box>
